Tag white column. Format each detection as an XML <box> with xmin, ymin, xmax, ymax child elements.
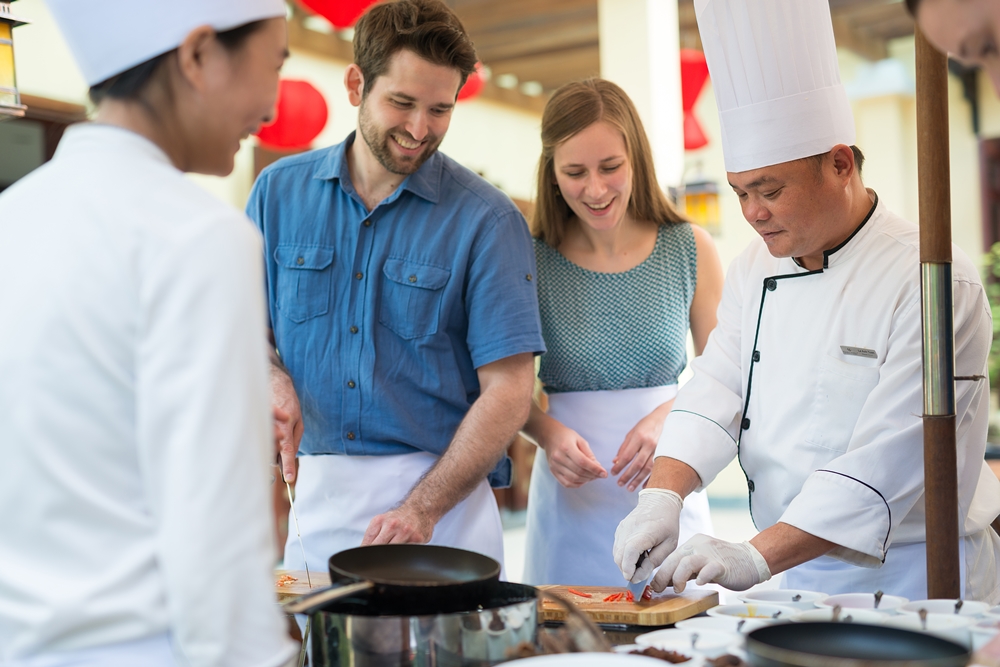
<box><xmin>598</xmin><ymin>0</ymin><xmax>684</xmax><ymax>188</ymax></box>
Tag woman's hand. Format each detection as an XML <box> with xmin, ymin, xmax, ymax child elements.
<box><xmin>612</xmin><ymin>401</ymin><xmax>673</xmax><ymax>492</ymax></box>
<box><xmin>540</xmin><ymin>421</ymin><xmax>608</xmax><ymax>488</ymax></box>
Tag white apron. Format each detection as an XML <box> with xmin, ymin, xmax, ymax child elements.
<box><xmin>284</xmin><ymin>451</ymin><xmax>505</xmax><ymax>577</ymax></box>
<box><xmin>2</xmin><ymin>634</ymin><xmax>176</xmax><ymax>667</ymax></box>
<box><xmin>524</xmin><ymin>386</ymin><xmax>714</xmax><ymax>586</ymax></box>
<box><xmin>783</xmin><ymin>528</ymin><xmax>1000</xmax><ymax>603</ymax></box>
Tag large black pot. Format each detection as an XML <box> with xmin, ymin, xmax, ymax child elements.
<box><xmin>746</xmin><ymin>622</ymin><xmax>971</xmax><ymax>667</ymax></box>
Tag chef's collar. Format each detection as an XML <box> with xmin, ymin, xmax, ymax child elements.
<box><xmin>313</xmin><ymin>131</ymin><xmax>442</xmax><ymax>205</ymax></box>
<box><xmin>55</xmin><ymin>122</ymin><xmax>175</xmax><ymax>169</ymax></box>
<box><xmin>794</xmin><ymin>190</ymin><xmax>880</xmax><ymax>270</ymax></box>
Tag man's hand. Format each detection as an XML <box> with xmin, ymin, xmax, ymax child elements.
<box><xmin>362</xmin><ymin>505</ymin><xmax>435</xmax><ymax>545</ymax></box>
<box><xmin>271</xmin><ymin>369</ymin><xmax>303</xmax><ymax>484</ymax></box>
<box><xmin>541</xmin><ymin>422</ymin><xmax>607</xmax><ymax>488</ymax></box>
<box><xmin>653</xmin><ymin>534</ymin><xmax>771</xmax><ymax>593</ymax></box>
<box><xmin>611</xmin><ymin>403</ymin><xmax>672</xmax><ymax>492</ymax></box>
<box><xmin>613</xmin><ymin>488</ymin><xmax>684</xmax><ymax>583</ymax></box>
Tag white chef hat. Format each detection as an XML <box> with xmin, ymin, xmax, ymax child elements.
<box><xmin>695</xmin><ymin>0</ymin><xmax>856</xmax><ymax>173</ymax></box>
<box><xmin>46</xmin><ymin>0</ymin><xmax>288</xmax><ymax>87</ymax></box>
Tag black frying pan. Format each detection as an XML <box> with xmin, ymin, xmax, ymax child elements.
<box><xmin>746</xmin><ymin>622</ymin><xmax>970</xmax><ymax>667</ymax></box>
<box><xmin>284</xmin><ymin>544</ymin><xmax>501</xmax><ymax>615</ymax></box>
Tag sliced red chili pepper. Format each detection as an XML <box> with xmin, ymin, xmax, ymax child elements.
<box><xmin>566</xmin><ymin>587</ymin><xmax>592</xmax><ymax>598</ymax></box>
<box><xmin>641</xmin><ymin>585</ymin><xmax>653</xmax><ymax>601</ymax></box>
<box><xmin>602</xmin><ymin>593</ymin><xmax>619</xmax><ymax>602</ymax></box>
<box><xmin>625</xmin><ymin>590</ymin><xmax>635</xmax><ymax>603</ymax></box>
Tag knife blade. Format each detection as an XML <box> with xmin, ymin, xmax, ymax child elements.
<box><xmin>627</xmin><ymin>551</ymin><xmax>650</xmax><ymax>598</ymax></box>
<box><xmin>284</xmin><ymin>473</ymin><xmax>312</xmax><ymax>589</ymax></box>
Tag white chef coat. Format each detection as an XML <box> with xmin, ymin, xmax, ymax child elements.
<box><xmin>656</xmin><ymin>193</ymin><xmax>1000</xmax><ymax>600</ymax></box>
<box><xmin>0</xmin><ymin>124</ymin><xmax>295</xmax><ymax>666</ymax></box>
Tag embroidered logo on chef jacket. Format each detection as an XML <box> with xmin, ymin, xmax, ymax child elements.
<box><xmin>840</xmin><ymin>345</ymin><xmax>877</xmax><ymax>359</ymax></box>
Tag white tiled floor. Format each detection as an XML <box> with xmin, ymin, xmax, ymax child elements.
<box><xmin>501</xmin><ymin>499</ymin><xmax>779</xmax><ymax>603</ymax></box>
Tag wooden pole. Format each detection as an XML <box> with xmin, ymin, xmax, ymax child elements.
<box><xmin>915</xmin><ymin>27</ymin><xmax>961</xmax><ymax>599</ymax></box>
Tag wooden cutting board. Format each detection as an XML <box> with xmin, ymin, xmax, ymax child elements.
<box><xmin>537</xmin><ymin>585</ymin><xmax>718</xmax><ymax>626</ymax></box>
<box><xmin>274</xmin><ymin>569</ymin><xmax>332</xmax><ymax>603</ymax></box>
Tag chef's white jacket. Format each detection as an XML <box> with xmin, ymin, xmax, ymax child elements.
<box><xmin>0</xmin><ymin>124</ymin><xmax>294</xmax><ymax>666</ymax></box>
<box><xmin>657</xmin><ymin>194</ymin><xmax>1000</xmax><ymax>579</ymax></box>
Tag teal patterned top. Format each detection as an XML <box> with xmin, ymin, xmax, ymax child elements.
<box><xmin>534</xmin><ymin>222</ymin><xmax>697</xmax><ymax>393</ymax></box>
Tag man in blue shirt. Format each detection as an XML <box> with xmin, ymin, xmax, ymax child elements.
<box><xmin>247</xmin><ymin>0</ymin><xmax>545</xmax><ymax>572</ymax></box>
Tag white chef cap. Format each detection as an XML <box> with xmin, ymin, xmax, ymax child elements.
<box><xmin>46</xmin><ymin>0</ymin><xmax>288</xmax><ymax>87</ymax></box>
<box><xmin>695</xmin><ymin>0</ymin><xmax>856</xmax><ymax>173</ymax></box>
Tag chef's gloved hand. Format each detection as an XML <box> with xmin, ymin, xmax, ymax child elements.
<box><xmin>613</xmin><ymin>488</ymin><xmax>684</xmax><ymax>583</ymax></box>
<box><xmin>652</xmin><ymin>533</ymin><xmax>771</xmax><ymax>593</ymax></box>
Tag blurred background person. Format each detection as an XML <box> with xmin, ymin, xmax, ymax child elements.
<box><xmin>521</xmin><ymin>78</ymin><xmax>724</xmax><ymax>586</ymax></box>
<box><xmin>907</xmin><ymin>0</ymin><xmax>1000</xmax><ymax>93</ymax></box>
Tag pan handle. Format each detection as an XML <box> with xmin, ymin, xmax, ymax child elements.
<box><xmin>283</xmin><ymin>580</ymin><xmax>375</xmax><ymax>615</ymax></box>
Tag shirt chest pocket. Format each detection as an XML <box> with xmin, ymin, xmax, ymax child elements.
<box><xmin>379</xmin><ymin>258</ymin><xmax>451</xmax><ymax>339</ymax></box>
<box><xmin>274</xmin><ymin>245</ymin><xmax>335</xmax><ymax>323</ymax></box>
<box><xmin>804</xmin><ymin>354</ymin><xmax>880</xmax><ymax>453</ymax></box>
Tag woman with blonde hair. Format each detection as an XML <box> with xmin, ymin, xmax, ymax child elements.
<box><xmin>521</xmin><ymin>78</ymin><xmax>724</xmax><ymax>586</ymax></box>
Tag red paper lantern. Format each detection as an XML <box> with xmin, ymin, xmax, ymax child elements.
<box><xmin>680</xmin><ymin>49</ymin><xmax>710</xmax><ymax>151</ymax></box>
<box><xmin>457</xmin><ymin>62</ymin><xmax>486</xmax><ymax>101</ymax></box>
<box><xmin>255</xmin><ymin>79</ymin><xmax>329</xmax><ymax>150</ymax></box>
<box><xmin>296</xmin><ymin>0</ymin><xmax>377</xmax><ymax>29</ymax></box>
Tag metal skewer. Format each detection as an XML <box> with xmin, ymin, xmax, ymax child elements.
<box><xmin>286</xmin><ymin>477</ymin><xmax>312</xmax><ymax>589</ymax></box>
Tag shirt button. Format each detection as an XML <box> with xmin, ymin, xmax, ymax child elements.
<box><xmin>364</xmin><ymin>219</ymin><xmax>371</xmax><ymax>227</ymax></box>
<box><xmin>409</xmin><ymin>275</ymin><xmax>417</xmax><ymax>283</ymax></box>
<box><xmin>350</xmin><ymin>326</ymin><xmax>358</xmax><ymax>334</ymax></box>
<box><xmin>741</xmin><ymin>417</ymin><xmax>751</xmax><ymax>430</ymax></box>
<box><xmin>748</xmin><ymin>480</ymin><xmax>756</xmax><ymax>492</ymax></box>
<box><xmin>346</xmin><ymin>431</ymin><xmax>355</xmax><ymax>440</ymax></box>
<box><xmin>355</xmin><ymin>272</ymin><xmax>363</xmax><ymax>280</ymax></box>
<box><xmin>348</xmin><ymin>380</ymin><xmax>356</xmax><ymax>388</ymax></box>
<box><xmin>752</xmin><ymin>351</ymin><xmax>761</xmax><ymax>362</ymax></box>
<box><xmin>526</xmin><ymin>274</ymin><xmax>533</xmax><ymax>281</ymax></box>
<box><xmin>296</xmin><ymin>257</ymin><xmax>305</xmax><ymax>266</ymax></box>
<box><xmin>766</xmin><ymin>278</ymin><xmax>777</xmax><ymax>291</ymax></box>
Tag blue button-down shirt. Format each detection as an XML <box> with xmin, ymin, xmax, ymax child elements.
<box><xmin>246</xmin><ymin>133</ymin><xmax>545</xmax><ymax>486</ymax></box>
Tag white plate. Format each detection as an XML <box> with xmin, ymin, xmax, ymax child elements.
<box><xmin>881</xmin><ymin>613</ymin><xmax>975</xmax><ymax>648</ymax></box>
<box><xmin>506</xmin><ymin>653</ymin><xmax>678</xmax><ymax>666</ymax></box>
<box><xmin>971</xmin><ymin>619</ymin><xmax>1000</xmax><ymax>650</ymax></box>
<box><xmin>738</xmin><ymin>589</ymin><xmax>826</xmax><ymax>610</ymax></box>
<box><xmin>816</xmin><ymin>593</ymin><xmax>908</xmax><ymax>613</ymax></box>
<box><xmin>706</xmin><ymin>603</ymin><xmax>799</xmax><ymax>622</ymax></box>
<box><xmin>792</xmin><ymin>608</ymin><xmax>886</xmax><ymax>624</ymax></box>
<box><xmin>676</xmin><ymin>615</ymin><xmax>767</xmax><ymax>634</ymax></box>
<box><xmin>898</xmin><ymin>600</ymin><xmax>990</xmax><ymax>617</ymax></box>
<box><xmin>634</xmin><ymin>628</ymin><xmax>738</xmax><ymax>658</ymax></box>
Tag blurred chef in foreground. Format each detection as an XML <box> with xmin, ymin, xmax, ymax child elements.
<box><xmin>0</xmin><ymin>1</ymin><xmax>295</xmax><ymax>665</ymax></box>
<box><xmin>907</xmin><ymin>0</ymin><xmax>1000</xmax><ymax>94</ymax></box>
<box><xmin>613</xmin><ymin>0</ymin><xmax>1000</xmax><ymax>602</ymax></box>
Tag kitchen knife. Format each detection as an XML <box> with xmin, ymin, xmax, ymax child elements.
<box><xmin>627</xmin><ymin>551</ymin><xmax>650</xmax><ymax>598</ymax></box>
<box><xmin>278</xmin><ymin>455</ymin><xmax>312</xmax><ymax>590</ymax></box>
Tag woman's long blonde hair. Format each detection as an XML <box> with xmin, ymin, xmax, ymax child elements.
<box><xmin>532</xmin><ymin>78</ymin><xmax>686</xmax><ymax>248</ymax></box>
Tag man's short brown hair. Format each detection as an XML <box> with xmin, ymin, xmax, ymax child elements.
<box><xmin>353</xmin><ymin>0</ymin><xmax>478</xmax><ymax>97</ymax></box>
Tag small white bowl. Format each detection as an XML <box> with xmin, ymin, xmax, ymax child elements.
<box><xmin>707</xmin><ymin>603</ymin><xmax>798</xmax><ymax>622</ymax></box>
<box><xmin>738</xmin><ymin>589</ymin><xmax>826</xmax><ymax>611</ymax></box>
<box><xmin>676</xmin><ymin>615</ymin><xmax>768</xmax><ymax>634</ymax></box>
<box><xmin>980</xmin><ymin>605</ymin><xmax>1000</xmax><ymax>620</ymax></box>
<box><xmin>792</xmin><ymin>608</ymin><xmax>886</xmax><ymax>624</ymax></box>
<box><xmin>881</xmin><ymin>613</ymin><xmax>976</xmax><ymax>648</ymax></box>
<box><xmin>634</xmin><ymin>628</ymin><xmax>738</xmax><ymax>658</ymax></box>
<box><xmin>970</xmin><ymin>619</ymin><xmax>1000</xmax><ymax>650</ymax></box>
<box><xmin>898</xmin><ymin>600</ymin><xmax>990</xmax><ymax>618</ymax></box>
<box><xmin>507</xmin><ymin>654</ymin><xmax>686</xmax><ymax>666</ymax></box>
<box><xmin>816</xmin><ymin>593</ymin><xmax>909</xmax><ymax>613</ymax></box>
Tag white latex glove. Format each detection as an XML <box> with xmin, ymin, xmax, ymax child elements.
<box><xmin>653</xmin><ymin>533</ymin><xmax>771</xmax><ymax>593</ymax></box>
<box><xmin>613</xmin><ymin>488</ymin><xmax>683</xmax><ymax>583</ymax></box>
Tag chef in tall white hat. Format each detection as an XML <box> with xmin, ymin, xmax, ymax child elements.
<box><xmin>0</xmin><ymin>2</ymin><xmax>295</xmax><ymax>666</ymax></box>
<box><xmin>613</xmin><ymin>0</ymin><xmax>1000</xmax><ymax>601</ymax></box>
